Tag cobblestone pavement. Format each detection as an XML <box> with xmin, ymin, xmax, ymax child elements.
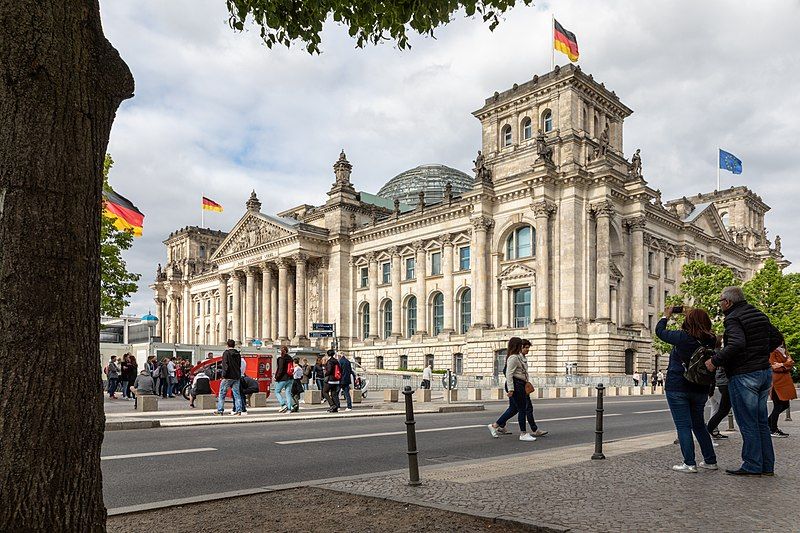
<box><xmin>324</xmin><ymin>419</ymin><xmax>800</xmax><ymax>532</ymax></box>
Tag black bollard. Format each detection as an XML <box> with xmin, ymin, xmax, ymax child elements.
<box><xmin>592</xmin><ymin>383</ymin><xmax>605</xmax><ymax>460</ymax></box>
<box><xmin>727</xmin><ymin>411</ymin><xmax>736</xmax><ymax>431</ymax></box>
<box><xmin>402</xmin><ymin>385</ymin><xmax>422</xmax><ymax>486</ymax></box>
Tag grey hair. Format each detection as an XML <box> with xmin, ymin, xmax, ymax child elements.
<box><xmin>721</xmin><ymin>286</ymin><xmax>745</xmax><ymax>304</ymax></box>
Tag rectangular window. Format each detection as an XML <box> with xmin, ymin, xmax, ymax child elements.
<box><xmin>399</xmin><ymin>355</ymin><xmax>408</xmax><ymax>371</ymax></box>
<box><xmin>376</xmin><ymin>356</ymin><xmax>384</xmax><ymax>370</ymax></box>
<box><xmin>425</xmin><ymin>354</ymin><xmax>435</xmax><ymax>369</ymax></box>
<box><xmin>360</xmin><ymin>267</ymin><xmax>368</xmax><ymax>288</ymax></box>
<box><xmin>663</xmin><ymin>257</ymin><xmax>670</xmax><ymax>277</ymax></box>
<box><xmin>648</xmin><ymin>286</ymin><xmax>654</xmax><ymax>305</ymax></box>
<box><xmin>381</xmin><ymin>262</ymin><xmax>391</xmax><ymax>284</ymax></box>
<box><xmin>648</xmin><ymin>252</ymin><xmax>655</xmax><ymax>274</ymax></box>
<box><xmin>459</xmin><ymin>246</ymin><xmax>471</xmax><ymax>270</ymax></box>
<box><xmin>431</xmin><ymin>252</ymin><xmax>442</xmax><ymax>275</ymax></box>
<box><xmin>513</xmin><ymin>287</ymin><xmax>532</xmax><ymax>328</ymax></box>
<box><xmin>407</xmin><ymin>301</ymin><xmax>417</xmax><ymax>337</ymax></box>
<box><xmin>227</xmin><ymin>295</ymin><xmax>233</xmax><ymax>311</ymax></box>
<box><xmin>196</xmin><ymin>301</ymin><xmax>201</xmax><ymax>315</ymax></box>
<box><xmin>405</xmin><ymin>257</ymin><xmax>415</xmax><ymax>280</ymax></box>
<box><xmin>206</xmin><ymin>299</ymin><xmax>211</xmax><ymax>314</ymax></box>
<box><xmin>648</xmin><ymin>314</ymin><xmax>654</xmax><ymax>331</ymax></box>
<box><xmin>453</xmin><ymin>354</ymin><xmax>463</xmax><ymax>375</ymax></box>
<box><xmin>664</xmin><ymin>290</ymin><xmax>669</xmax><ymax>305</ymax></box>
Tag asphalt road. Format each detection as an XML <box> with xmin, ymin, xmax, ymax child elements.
<box><xmin>102</xmin><ymin>396</ymin><xmax>675</xmax><ymax>509</ymax></box>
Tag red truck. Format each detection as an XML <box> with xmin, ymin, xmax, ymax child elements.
<box><xmin>184</xmin><ymin>353</ymin><xmax>273</xmax><ymax>399</ymax></box>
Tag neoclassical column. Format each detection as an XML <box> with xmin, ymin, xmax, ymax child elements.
<box><xmin>261</xmin><ymin>263</ymin><xmax>273</xmax><ymax>342</ymax></box>
<box><xmin>217</xmin><ymin>274</ymin><xmax>229</xmax><ymax>343</ymax></box>
<box><xmin>471</xmin><ymin>216</ymin><xmax>494</xmax><ymax>328</ymax></box>
<box><xmin>270</xmin><ymin>273</ymin><xmax>278</xmax><ymax>341</ymax></box>
<box><xmin>198</xmin><ymin>292</ymin><xmax>206</xmax><ymax>344</ymax></box>
<box><xmin>182</xmin><ymin>284</ymin><xmax>191</xmax><ymax>343</ymax></box>
<box><xmin>318</xmin><ymin>257</ymin><xmax>329</xmax><ymax>325</ymax></box>
<box><xmin>277</xmin><ymin>258</ymin><xmax>289</xmax><ymax>342</ymax></box>
<box><xmin>532</xmin><ymin>200</ymin><xmax>557</xmax><ymax>322</ymax></box>
<box><xmin>169</xmin><ymin>293</ymin><xmax>178</xmax><ymax>343</ymax></box>
<box><xmin>209</xmin><ymin>289</ymin><xmax>217</xmax><ymax>344</ymax></box>
<box><xmin>367</xmin><ymin>252</ymin><xmax>379</xmax><ymax>338</ymax></box>
<box><xmin>441</xmin><ymin>234</ymin><xmax>455</xmax><ymax>333</ymax></box>
<box><xmin>624</xmin><ymin>216</ymin><xmax>647</xmax><ymax>327</ymax></box>
<box><xmin>413</xmin><ymin>241</ymin><xmax>428</xmax><ymax>335</ymax></box>
<box><xmin>389</xmin><ymin>247</ymin><xmax>402</xmax><ymax>336</ymax></box>
<box><xmin>593</xmin><ymin>201</ymin><xmax>614</xmax><ymax>322</ymax></box>
<box><xmin>287</xmin><ymin>270</ymin><xmax>295</xmax><ymax>340</ymax></box>
<box><xmin>244</xmin><ymin>267</ymin><xmax>257</xmax><ymax>343</ymax></box>
<box><xmin>500</xmin><ymin>285</ymin><xmax>509</xmax><ymax>327</ymax></box>
<box><xmin>293</xmin><ymin>253</ymin><xmax>308</xmax><ymax>342</ymax></box>
<box><xmin>231</xmin><ymin>271</ymin><xmax>242</xmax><ymax>343</ymax></box>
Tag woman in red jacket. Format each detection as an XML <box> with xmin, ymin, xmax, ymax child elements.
<box><xmin>768</xmin><ymin>333</ymin><xmax>797</xmax><ymax>438</ymax></box>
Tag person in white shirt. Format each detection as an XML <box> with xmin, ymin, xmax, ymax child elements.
<box><xmin>421</xmin><ymin>364</ymin><xmax>433</xmax><ymax>389</ymax></box>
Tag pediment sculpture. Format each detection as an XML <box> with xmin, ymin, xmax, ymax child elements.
<box><xmin>221</xmin><ymin>217</ymin><xmax>291</xmax><ymax>256</ymax></box>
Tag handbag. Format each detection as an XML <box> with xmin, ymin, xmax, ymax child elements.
<box><xmin>524</xmin><ymin>382</ymin><xmax>535</xmax><ymax>395</ymax></box>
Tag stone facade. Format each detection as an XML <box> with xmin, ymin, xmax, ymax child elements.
<box><xmin>151</xmin><ymin>65</ymin><xmax>787</xmax><ymax>377</ymax></box>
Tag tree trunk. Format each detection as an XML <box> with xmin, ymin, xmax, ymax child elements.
<box><xmin>0</xmin><ymin>1</ymin><xmax>133</xmax><ymax>530</ymax></box>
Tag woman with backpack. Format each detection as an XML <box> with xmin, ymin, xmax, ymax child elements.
<box><xmin>655</xmin><ymin>306</ymin><xmax>718</xmax><ymax>473</ymax></box>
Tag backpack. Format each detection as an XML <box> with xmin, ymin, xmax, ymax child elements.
<box><xmin>286</xmin><ymin>359</ymin><xmax>294</xmax><ymax>378</ymax></box>
<box><xmin>333</xmin><ymin>363</ymin><xmax>342</xmax><ymax>381</ymax></box>
<box><xmin>683</xmin><ymin>344</ymin><xmax>716</xmax><ymax>385</ymax></box>
<box><xmin>103</xmin><ymin>366</ymin><xmax>108</xmax><ymax>376</ymax></box>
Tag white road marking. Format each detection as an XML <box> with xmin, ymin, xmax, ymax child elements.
<box><xmin>632</xmin><ymin>409</ymin><xmax>671</xmax><ymax>414</ymax></box>
<box><xmin>101</xmin><ymin>447</ymin><xmax>217</xmax><ymax>461</ymax></box>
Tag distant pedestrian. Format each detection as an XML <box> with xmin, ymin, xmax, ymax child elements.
<box><xmin>189</xmin><ymin>371</ymin><xmax>211</xmax><ymax>408</ymax></box>
<box><xmin>657</xmin><ymin>370</ymin><xmax>664</xmax><ymax>387</ymax></box>
<box><xmin>240</xmin><ymin>375</ymin><xmax>259</xmax><ymax>415</ymax></box>
<box><xmin>707</xmin><ymin>365</ymin><xmax>731</xmax><ymax>440</ymax></box>
<box><xmin>641</xmin><ymin>370</ymin><xmax>649</xmax><ymax>388</ymax></box>
<box><xmin>167</xmin><ymin>357</ymin><xmax>177</xmax><ymax>398</ymax></box>
<box><xmin>768</xmin><ymin>334</ymin><xmax>796</xmax><ymax>438</ymax></box>
<box><xmin>274</xmin><ymin>346</ymin><xmax>294</xmax><ymax>413</ymax></box>
<box><xmin>119</xmin><ymin>354</ymin><xmax>132</xmax><ymax>400</ymax></box>
<box><xmin>313</xmin><ymin>356</ymin><xmax>325</xmax><ymax>391</ymax></box>
<box><xmin>215</xmin><ymin>339</ymin><xmax>243</xmax><ymax>416</ymax></box>
<box><xmin>322</xmin><ymin>350</ymin><xmax>341</xmax><ymax>413</ymax></box>
<box><xmin>158</xmin><ymin>358</ymin><xmax>171</xmax><ymax>398</ymax></box>
<box><xmin>632</xmin><ymin>373</ymin><xmax>639</xmax><ymax>387</ymax></box>
<box><xmin>421</xmin><ymin>364</ymin><xmax>433</xmax><ymax>389</ymax></box>
<box><xmin>301</xmin><ymin>358</ymin><xmax>312</xmax><ymax>391</ymax></box>
<box><xmin>651</xmin><ymin>371</ymin><xmax>658</xmax><ymax>392</ymax></box>
<box><xmin>656</xmin><ymin>306</ymin><xmax>717</xmax><ymax>473</ymax></box>
<box><xmin>339</xmin><ymin>352</ymin><xmax>355</xmax><ymax>411</ymax></box>
<box><xmin>105</xmin><ymin>356</ymin><xmax>120</xmax><ymax>399</ymax></box>
<box><xmin>130</xmin><ymin>368</ymin><xmax>155</xmax><ymax>410</ymax></box>
<box><xmin>291</xmin><ymin>357</ymin><xmax>304</xmax><ymax>412</ymax></box>
<box><xmin>707</xmin><ymin>286</ymin><xmax>782</xmax><ymax>476</ymax></box>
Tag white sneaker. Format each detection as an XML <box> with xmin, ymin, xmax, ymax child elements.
<box><xmin>488</xmin><ymin>424</ymin><xmax>499</xmax><ymax>438</ymax></box>
<box><xmin>345</xmin><ymin>408</ymin><xmax>352</xmax><ymax>412</ymax></box>
<box><xmin>698</xmin><ymin>462</ymin><xmax>718</xmax><ymax>470</ymax></box>
<box><xmin>240</xmin><ymin>411</ymin><xmax>249</xmax><ymax>416</ymax></box>
<box><xmin>672</xmin><ymin>463</ymin><xmax>698</xmax><ymax>473</ymax></box>
<box><xmin>519</xmin><ymin>433</ymin><xmax>537</xmax><ymax>442</ymax></box>
<box><xmin>278</xmin><ymin>406</ymin><xmax>288</xmax><ymax>413</ymax></box>
<box><xmin>530</xmin><ymin>429</ymin><xmax>549</xmax><ymax>437</ymax></box>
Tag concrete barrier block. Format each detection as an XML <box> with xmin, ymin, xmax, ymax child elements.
<box><xmin>303</xmin><ymin>390</ymin><xmax>322</xmax><ymax>404</ymax></box>
<box><xmin>447</xmin><ymin>389</ymin><xmax>458</xmax><ymax>402</ymax></box>
<box><xmin>561</xmin><ymin>388</ymin><xmax>576</xmax><ymax>398</ymax></box>
<box><xmin>467</xmin><ymin>388</ymin><xmax>482</xmax><ymax>401</ymax></box>
<box><xmin>630</xmin><ymin>387</ymin><xmax>642</xmax><ymax>396</ymax></box>
<box><xmin>383</xmin><ymin>389</ymin><xmax>399</xmax><ymax>403</ymax></box>
<box><xmin>197</xmin><ymin>394</ymin><xmax>216</xmax><ymax>410</ymax></box>
<box><xmin>606</xmin><ymin>386</ymin><xmax>619</xmax><ymax>397</ymax></box>
<box><xmin>541</xmin><ymin>388</ymin><xmax>559</xmax><ymax>399</ymax></box>
<box><xmin>416</xmin><ymin>389</ymin><xmax>432</xmax><ymax>402</ymax></box>
<box><xmin>251</xmin><ymin>392</ymin><xmax>268</xmax><ymax>407</ymax></box>
<box><xmin>575</xmin><ymin>387</ymin><xmax>589</xmax><ymax>398</ymax></box>
<box><xmin>642</xmin><ymin>387</ymin><xmax>653</xmax><ymax>395</ymax></box>
<box><xmin>350</xmin><ymin>389</ymin><xmax>362</xmax><ymax>404</ymax></box>
<box><xmin>489</xmin><ymin>388</ymin><xmax>505</xmax><ymax>400</ymax></box>
<box><xmin>655</xmin><ymin>386</ymin><xmax>664</xmax><ymax>395</ymax></box>
<box><xmin>136</xmin><ymin>394</ymin><xmax>159</xmax><ymax>412</ymax></box>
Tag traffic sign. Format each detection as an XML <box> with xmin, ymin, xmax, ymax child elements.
<box><xmin>309</xmin><ymin>331</ymin><xmax>334</xmax><ymax>338</ymax></box>
<box><xmin>442</xmin><ymin>371</ymin><xmax>458</xmax><ymax>390</ymax></box>
<box><xmin>312</xmin><ymin>323</ymin><xmax>335</xmax><ymax>331</ymax></box>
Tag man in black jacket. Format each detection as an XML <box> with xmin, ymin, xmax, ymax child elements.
<box><xmin>215</xmin><ymin>339</ymin><xmax>243</xmax><ymax>415</ymax></box>
<box><xmin>707</xmin><ymin>286</ymin><xmax>782</xmax><ymax>476</ymax></box>
<box><xmin>274</xmin><ymin>346</ymin><xmax>294</xmax><ymax>413</ymax></box>
<box><xmin>322</xmin><ymin>350</ymin><xmax>341</xmax><ymax>413</ymax></box>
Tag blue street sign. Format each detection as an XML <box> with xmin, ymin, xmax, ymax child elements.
<box><xmin>312</xmin><ymin>323</ymin><xmax>335</xmax><ymax>331</ymax></box>
<box><xmin>309</xmin><ymin>331</ymin><xmax>334</xmax><ymax>338</ymax></box>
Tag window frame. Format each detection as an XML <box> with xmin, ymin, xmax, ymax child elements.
<box><xmin>381</xmin><ymin>261</ymin><xmax>391</xmax><ymax>284</ymax></box>
<box><xmin>360</xmin><ymin>267</ymin><xmax>368</xmax><ymax>288</ymax></box>
<box><xmin>458</xmin><ymin>246</ymin><xmax>471</xmax><ymax>271</ymax></box>
<box><xmin>542</xmin><ymin>109</ymin><xmax>553</xmax><ymax>133</ymax></box>
<box><xmin>459</xmin><ymin>288</ymin><xmax>472</xmax><ymax>334</ymax></box>
<box><xmin>513</xmin><ymin>287</ymin><xmax>532</xmax><ymax>328</ymax></box>
<box><xmin>405</xmin><ymin>257</ymin><xmax>415</xmax><ymax>280</ymax></box>
<box><xmin>376</xmin><ymin>355</ymin><xmax>384</xmax><ymax>370</ymax></box>
<box><xmin>521</xmin><ymin>117</ymin><xmax>532</xmax><ymax>140</ymax></box>
<box><xmin>502</xmin><ymin>124</ymin><xmax>512</xmax><ymax>147</ymax></box>
<box><xmin>453</xmin><ymin>353</ymin><xmax>463</xmax><ymax>375</ymax></box>
<box><xmin>506</xmin><ymin>225</ymin><xmax>535</xmax><ymax>260</ymax></box>
<box><xmin>361</xmin><ymin>303</ymin><xmax>370</xmax><ymax>340</ymax></box>
<box><xmin>399</xmin><ymin>355</ymin><xmax>408</xmax><ymax>371</ymax></box>
<box><xmin>406</xmin><ymin>296</ymin><xmax>417</xmax><ymax>337</ymax></box>
<box><xmin>382</xmin><ymin>300</ymin><xmax>392</xmax><ymax>339</ymax></box>
<box><xmin>432</xmin><ymin>292</ymin><xmax>444</xmax><ymax>335</ymax></box>
<box><xmin>430</xmin><ymin>251</ymin><xmax>442</xmax><ymax>276</ymax></box>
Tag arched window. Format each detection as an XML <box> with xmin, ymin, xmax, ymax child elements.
<box><xmin>521</xmin><ymin>117</ymin><xmax>532</xmax><ymax>140</ymax></box>
<box><xmin>205</xmin><ymin>324</ymin><xmax>211</xmax><ymax>341</ymax></box>
<box><xmin>459</xmin><ymin>288</ymin><xmax>472</xmax><ymax>334</ymax></box>
<box><xmin>505</xmin><ymin>225</ymin><xmax>535</xmax><ymax>259</ymax></box>
<box><xmin>720</xmin><ymin>211</ymin><xmax>730</xmax><ymax>227</ymax></box>
<box><xmin>432</xmin><ymin>292</ymin><xmax>444</xmax><ymax>335</ymax></box>
<box><xmin>361</xmin><ymin>303</ymin><xmax>370</xmax><ymax>340</ymax></box>
<box><xmin>406</xmin><ymin>296</ymin><xmax>417</xmax><ymax>337</ymax></box>
<box><xmin>501</xmin><ymin>124</ymin><xmax>512</xmax><ymax>147</ymax></box>
<box><xmin>382</xmin><ymin>300</ymin><xmax>392</xmax><ymax>339</ymax></box>
<box><xmin>542</xmin><ymin>109</ymin><xmax>553</xmax><ymax>133</ymax></box>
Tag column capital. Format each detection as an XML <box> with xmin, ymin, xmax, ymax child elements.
<box><xmin>471</xmin><ymin>216</ymin><xmax>495</xmax><ymax>232</ymax></box>
<box><xmin>275</xmin><ymin>256</ymin><xmax>290</xmax><ymax>269</ymax></box>
<box><xmin>245</xmin><ymin>265</ymin><xmax>258</xmax><ymax>276</ymax></box>
<box><xmin>260</xmin><ymin>261</ymin><xmax>273</xmax><ymax>273</ymax></box>
<box><xmin>387</xmin><ymin>245</ymin><xmax>400</xmax><ymax>257</ymax></box>
<box><xmin>589</xmin><ymin>200</ymin><xmax>615</xmax><ymax>219</ymax></box>
<box><xmin>412</xmin><ymin>240</ymin><xmax>426</xmax><ymax>252</ymax></box>
<box><xmin>623</xmin><ymin>215</ymin><xmax>647</xmax><ymax>231</ymax></box>
<box><xmin>318</xmin><ymin>256</ymin><xmax>329</xmax><ymax>269</ymax></box>
<box><xmin>440</xmin><ymin>232</ymin><xmax>453</xmax><ymax>245</ymax></box>
<box><xmin>292</xmin><ymin>252</ymin><xmax>308</xmax><ymax>265</ymax></box>
<box><xmin>532</xmin><ymin>199</ymin><xmax>557</xmax><ymax>218</ymax></box>
<box><xmin>365</xmin><ymin>251</ymin><xmax>377</xmax><ymax>263</ymax></box>
<box><xmin>217</xmin><ymin>273</ymin><xmax>230</xmax><ymax>283</ymax></box>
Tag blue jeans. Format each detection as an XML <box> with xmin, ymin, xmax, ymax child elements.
<box><xmin>107</xmin><ymin>378</ymin><xmax>118</xmax><ymax>397</ymax></box>
<box><xmin>217</xmin><ymin>378</ymin><xmax>243</xmax><ymax>413</ymax></box>
<box><xmin>341</xmin><ymin>384</ymin><xmax>352</xmax><ymax>409</ymax></box>
<box><xmin>728</xmin><ymin>368</ymin><xmax>774</xmax><ymax>473</ymax></box>
<box><xmin>275</xmin><ymin>380</ymin><xmax>293</xmax><ymax>409</ymax></box>
<box><xmin>496</xmin><ymin>379</ymin><xmax>538</xmax><ymax>432</ymax></box>
<box><xmin>666</xmin><ymin>390</ymin><xmax>716</xmax><ymax>466</ymax></box>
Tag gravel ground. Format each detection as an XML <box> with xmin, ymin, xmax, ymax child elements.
<box><xmin>107</xmin><ymin>487</ymin><xmax>532</xmax><ymax>533</ymax></box>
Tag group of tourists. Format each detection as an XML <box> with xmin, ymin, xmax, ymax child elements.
<box><xmin>103</xmin><ymin>353</ymin><xmax>194</xmax><ymax>402</ymax></box>
<box><xmin>271</xmin><ymin>347</ymin><xmax>356</xmax><ymax>414</ymax></box>
<box><xmin>656</xmin><ymin>286</ymin><xmax>796</xmax><ymax>476</ymax></box>
<box><xmin>488</xmin><ymin>337</ymin><xmax>549</xmax><ymax>442</ymax></box>
<box><xmin>632</xmin><ymin>369</ymin><xmax>664</xmax><ymax>390</ymax></box>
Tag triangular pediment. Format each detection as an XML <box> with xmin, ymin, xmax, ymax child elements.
<box><xmin>211</xmin><ymin>213</ymin><xmax>296</xmax><ymax>259</ymax></box>
<box><xmin>498</xmin><ymin>262</ymin><xmax>536</xmax><ymax>280</ymax></box>
<box><xmin>689</xmin><ymin>206</ymin><xmax>732</xmax><ymax>242</ymax></box>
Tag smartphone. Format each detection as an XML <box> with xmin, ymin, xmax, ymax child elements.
<box><xmin>672</xmin><ymin>306</ymin><xmax>684</xmax><ymax>314</ymax></box>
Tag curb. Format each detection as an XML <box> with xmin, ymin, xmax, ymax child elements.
<box><xmin>105</xmin><ymin>420</ymin><xmax>161</xmax><ymax>431</ymax></box>
<box><xmin>438</xmin><ymin>404</ymin><xmax>485</xmax><ymax>413</ymax></box>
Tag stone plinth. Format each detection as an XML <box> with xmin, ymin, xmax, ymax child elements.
<box><xmin>561</xmin><ymin>388</ymin><xmax>577</xmax><ymax>398</ymax></box>
<box><xmin>383</xmin><ymin>389</ymin><xmax>399</xmax><ymax>403</ymax></box>
<box><xmin>489</xmin><ymin>388</ymin><xmax>505</xmax><ymax>400</ymax></box>
<box><xmin>251</xmin><ymin>392</ymin><xmax>267</xmax><ymax>407</ymax></box>
<box><xmin>197</xmin><ymin>394</ymin><xmax>216</xmax><ymax>410</ymax></box>
<box><xmin>575</xmin><ymin>387</ymin><xmax>589</xmax><ymax>398</ymax></box>
<box><xmin>303</xmin><ymin>390</ymin><xmax>322</xmax><ymax>404</ymax></box>
<box><xmin>350</xmin><ymin>389</ymin><xmax>362</xmax><ymax>404</ymax></box>
<box><xmin>447</xmin><ymin>389</ymin><xmax>458</xmax><ymax>402</ymax></box>
<box><xmin>136</xmin><ymin>394</ymin><xmax>159</xmax><ymax>412</ymax></box>
<box><xmin>416</xmin><ymin>389</ymin><xmax>432</xmax><ymax>402</ymax></box>
<box><xmin>467</xmin><ymin>388</ymin><xmax>482</xmax><ymax>401</ymax></box>
<box><xmin>540</xmin><ymin>388</ymin><xmax>559</xmax><ymax>399</ymax></box>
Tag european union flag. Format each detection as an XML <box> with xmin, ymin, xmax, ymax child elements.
<box><xmin>719</xmin><ymin>149</ymin><xmax>742</xmax><ymax>175</ymax></box>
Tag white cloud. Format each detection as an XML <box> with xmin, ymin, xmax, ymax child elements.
<box><xmin>100</xmin><ymin>0</ymin><xmax>800</xmax><ymax>316</ymax></box>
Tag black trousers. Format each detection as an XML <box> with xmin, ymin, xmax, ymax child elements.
<box><xmin>706</xmin><ymin>384</ymin><xmax>731</xmax><ymax>433</ymax></box>
<box><xmin>768</xmin><ymin>389</ymin><xmax>790</xmax><ymax>432</ymax></box>
<box><xmin>323</xmin><ymin>382</ymin><xmax>340</xmax><ymax>410</ymax></box>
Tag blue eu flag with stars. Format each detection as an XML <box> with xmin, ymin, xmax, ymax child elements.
<box><xmin>719</xmin><ymin>149</ymin><xmax>742</xmax><ymax>174</ymax></box>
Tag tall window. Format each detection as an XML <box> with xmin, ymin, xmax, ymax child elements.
<box><xmin>502</xmin><ymin>124</ymin><xmax>512</xmax><ymax>147</ymax></box>
<box><xmin>506</xmin><ymin>225</ymin><xmax>534</xmax><ymax>259</ymax></box>
<box><xmin>227</xmin><ymin>294</ymin><xmax>233</xmax><ymax>311</ymax></box>
<box><xmin>360</xmin><ymin>267</ymin><xmax>368</xmax><ymax>288</ymax></box>
<box><xmin>406</xmin><ymin>296</ymin><xmax>417</xmax><ymax>337</ymax></box>
<box><xmin>431</xmin><ymin>252</ymin><xmax>442</xmax><ymax>275</ymax></box>
<box><xmin>376</xmin><ymin>356</ymin><xmax>384</xmax><ymax>370</ymax></box>
<box><xmin>460</xmin><ymin>288</ymin><xmax>472</xmax><ymax>334</ymax></box>
<box><xmin>648</xmin><ymin>286</ymin><xmax>654</xmax><ymax>305</ymax></box>
<box><xmin>196</xmin><ymin>301</ymin><xmax>201</xmax><ymax>315</ymax></box>
<box><xmin>382</xmin><ymin>300</ymin><xmax>392</xmax><ymax>339</ymax></box>
<box><xmin>647</xmin><ymin>252</ymin><xmax>655</xmax><ymax>274</ymax></box>
<box><xmin>459</xmin><ymin>246</ymin><xmax>471</xmax><ymax>270</ymax></box>
<box><xmin>663</xmin><ymin>257</ymin><xmax>670</xmax><ymax>278</ymax></box>
<box><xmin>381</xmin><ymin>262</ymin><xmax>391</xmax><ymax>284</ymax></box>
<box><xmin>542</xmin><ymin>109</ymin><xmax>553</xmax><ymax>133</ymax></box>
<box><xmin>399</xmin><ymin>355</ymin><xmax>408</xmax><ymax>370</ymax></box>
<box><xmin>453</xmin><ymin>353</ymin><xmax>463</xmax><ymax>375</ymax></box>
<box><xmin>205</xmin><ymin>299</ymin><xmax>211</xmax><ymax>313</ymax></box>
<box><xmin>405</xmin><ymin>257</ymin><xmax>415</xmax><ymax>280</ymax></box>
<box><xmin>432</xmin><ymin>292</ymin><xmax>444</xmax><ymax>335</ymax></box>
<box><xmin>361</xmin><ymin>303</ymin><xmax>370</xmax><ymax>340</ymax></box>
<box><xmin>521</xmin><ymin>117</ymin><xmax>532</xmax><ymax>140</ymax></box>
<box><xmin>425</xmin><ymin>354</ymin><xmax>435</xmax><ymax>369</ymax></box>
<box><xmin>199</xmin><ymin>245</ymin><xmax>206</xmax><ymax>259</ymax></box>
<box><xmin>513</xmin><ymin>287</ymin><xmax>531</xmax><ymax>328</ymax></box>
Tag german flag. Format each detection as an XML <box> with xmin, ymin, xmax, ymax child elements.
<box><xmin>554</xmin><ymin>19</ymin><xmax>579</xmax><ymax>62</ymax></box>
<box><xmin>103</xmin><ymin>189</ymin><xmax>144</xmax><ymax>237</ymax></box>
<box><xmin>202</xmin><ymin>196</ymin><xmax>224</xmax><ymax>212</ymax></box>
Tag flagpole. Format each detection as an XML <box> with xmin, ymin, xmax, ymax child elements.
<box><xmin>551</xmin><ymin>14</ymin><xmax>555</xmax><ymax>71</ymax></box>
<box><xmin>201</xmin><ymin>193</ymin><xmax>205</xmax><ymax>228</ymax></box>
<box><xmin>716</xmin><ymin>148</ymin><xmax>720</xmax><ymax>191</ymax></box>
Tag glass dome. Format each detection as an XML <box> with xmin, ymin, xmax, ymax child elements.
<box><xmin>377</xmin><ymin>164</ymin><xmax>472</xmax><ymax>207</ymax></box>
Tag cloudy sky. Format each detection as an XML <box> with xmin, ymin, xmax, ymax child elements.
<box><xmin>100</xmin><ymin>0</ymin><xmax>800</xmax><ymax>317</ymax></box>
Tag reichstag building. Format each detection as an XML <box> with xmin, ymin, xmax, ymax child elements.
<box><xmin>152</xmin><ymin>64</ymin><xmax>787</xmax><ymax>377</ymax></box>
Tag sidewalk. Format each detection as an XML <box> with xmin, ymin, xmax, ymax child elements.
<box><xmin>322</xmin><ymin>418</ymin><xmax>800</xmax><ymax>532</ymax></box>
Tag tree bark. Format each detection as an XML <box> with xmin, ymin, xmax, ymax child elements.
<box><xmin>0</xmin><ymin>1</ymin><xmax>133</xmax><ymax>530</ymax></box>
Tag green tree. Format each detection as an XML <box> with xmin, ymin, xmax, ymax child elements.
<box><xmin>1</xmin><ymin>2</ymin><xmax>532</xmax><ymax>530</ymax></box>
<box><xmin>101</xmin><ymin>154</ymin><xmax>141</xmax><ymax>317</ymax></box>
